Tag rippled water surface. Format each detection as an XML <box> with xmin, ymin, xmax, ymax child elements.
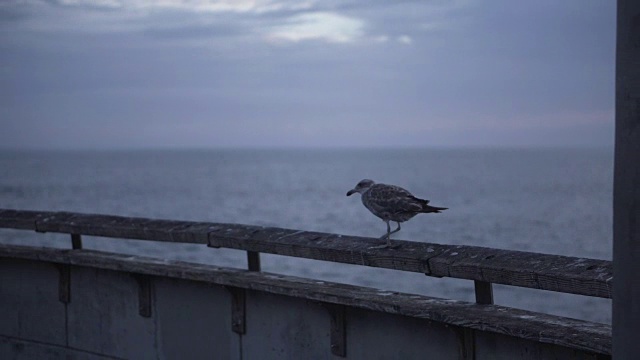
<box><xmin>0</xmin><ymin>148</ymin><xmax>613</xmax><ymax>323</ymax></box>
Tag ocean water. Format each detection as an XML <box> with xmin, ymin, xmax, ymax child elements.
<box><xmin>0</xmin><ymin>148</ymin><xmax>613</xmax><ymax>324</ymax></box>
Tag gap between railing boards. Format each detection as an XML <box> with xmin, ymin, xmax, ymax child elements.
<box><xmin>0</xmin><ymin>208</ymin><xmax>613</xmax><ymax>307</ymax></box>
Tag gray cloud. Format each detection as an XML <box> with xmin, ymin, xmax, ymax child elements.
<box><xmin>0</xmin><ymin>0</ymin><xmax>615</xmax><ymax>149</ymax></box>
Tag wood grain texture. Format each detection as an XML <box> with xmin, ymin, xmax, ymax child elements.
<box><xmin>0</xmin><ymin>244</ymin><xmax>611</xmax><ymax>355</ymax></box>
<box><xmin>0</xmin><ymin>209</ymin><xmax>612</xmax><ymax>298</ymax></box>
<box><xmin>0</xmin><ymin>209</ymin><xmax>45</xmax><ymax>230</ymax></box>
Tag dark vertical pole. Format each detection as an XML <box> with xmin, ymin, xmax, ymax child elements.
<box><xmin>613</xmin><ymin>1</ymin><xmax>640</xmax><ymax>358</ymax></box>
<box><xmin>71</xmin><ymin>234</ymin><xmax>82</xmax><ymax>249</ymax></box>
<box><xmin>247</xmin><ymin>251</ymin><xmax>261</xmax><ymax>271</ymax></box>
<box><xmin>473</xmin><ymin>280</ymin><xmax>494</xmax><ymax>305</ymax></box>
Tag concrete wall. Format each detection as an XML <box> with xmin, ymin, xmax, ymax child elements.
<box><xmin>0</xmin><ymin>258</ymin><xmax>606</xmax><ymax>360</ymax></box>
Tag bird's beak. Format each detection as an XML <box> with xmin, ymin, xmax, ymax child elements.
<box><xmin>346</xmin><ymin>189</ymin><xmax>356</xmax><ymax>196</ymax></box>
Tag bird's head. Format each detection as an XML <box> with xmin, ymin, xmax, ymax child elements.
<box><xmin>346</xmin><ymin>179</ymin><xmax>375</xmax><ymax>196</ymax></box>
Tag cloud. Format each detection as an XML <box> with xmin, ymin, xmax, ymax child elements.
<box><xmin>4</xmin><ymin>1</ymin><xmax>468</xmax><ymax>47</ymax></box>
<box><xmin>266</xmin><ymin>12</ymin><xmax>364</xmax><ymax>43</ymax></box>
<box><xmin>42</xmin><ymin>0</ymin><xmax>315</xmax><ymax>14</ymax></box>
<box><xmin>8</xmin><ymin>1</ymin><xmax>367</xmax><ymax>46</ymax></box>
<box><xmin>57</xmin><ymin>0</ymin><xmax>122</xmax><ymax>8</ymax></box>
<box><xmin>372</xmin><ymin>35</ymin><xmax>388</xmax><ymax>43</ymax></box>
<box><xmin>397</xmin><ymin>34</ymin><xmax>412</xmax><ymax>44</ymax></box>
<box><xmin>0</xmin><ymin>0</ymin><xmax>616</xmax><ymax>149</ymax></box>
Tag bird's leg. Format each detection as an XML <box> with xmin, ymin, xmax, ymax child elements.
<box><xmin>370</xmin><ymin>221</ymin><xmax>400</xmax><ymax>249</ymax></box>
<box><xmin>379</xmin><ymin>221</ymin><xmax>391</xmax><ymax>240</ymax></box>
<box><xmin>381</xmin><ymin>222</ymin><xmax>401</xmax><ymax>248</ymax></box>
<box><xmin>389</xmin><ymin>222</ymin><xmax>401</xmax><ymax>236</ymax></box>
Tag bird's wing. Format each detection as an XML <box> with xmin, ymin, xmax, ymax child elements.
<box><xmin>367</xmin><ymin>184</ymin><xmax>424</xmax><ymax>214</ymax></box>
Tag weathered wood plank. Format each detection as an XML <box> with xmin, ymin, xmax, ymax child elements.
<box><xmin>427</xmin><ymin>244</ymin><xmax>613</xmax><ymax>298</ymax></box>
<box><xmin>0</xmin><ymin>209</ymin><xmax>613</xmax><ymax>298</ymax></box>
<box><xmin>0</xmin><ymin>209</ymin><xmax>45</xmax><ymax>230</ymax></box>
<box><xmin>207</xmin><ymin>227</ymin><xmax>612</xmax><ymax>298</ymax></box>
<box><xmin>0</xmin><ymin>244</ymin><xmax>611</xmax><ymax>355</ymax></box>
<box><xmin>35</xmin><ymin>212</ymin><xmax>220</xmax><ymax>244</ymax></box>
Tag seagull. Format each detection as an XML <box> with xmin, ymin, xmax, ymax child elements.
<box><xmin>347</xmin><ymin>179</ymin><xmax>447</xmax><ymax>248</ymax></box>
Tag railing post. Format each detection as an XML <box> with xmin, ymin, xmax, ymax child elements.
<box><xmin>247</xmin><ymin>251</ymin><xmax>261</xmax><ymax>271</ymax></box>
<box><xmin>473</xmin><ymin>280</ymin><xmax>494</xmax><ymax>305</ymax></box>
<box><xmin>71</xmin><ymin>234</ymin><xmax>82</xmax><ymax>249</ymax></box>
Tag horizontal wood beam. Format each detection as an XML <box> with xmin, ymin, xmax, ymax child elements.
<box><xmin>0</xmin><ymin>244</ymin><xmax>611</xmax><ymax>355</ymax></box>
<box><xmin>0</xmin><ymin>209</ymin><xmax>612</xmax><ymax>298</ymax></box>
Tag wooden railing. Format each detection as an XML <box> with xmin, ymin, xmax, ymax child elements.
<box><xmin>0</xmin><ymin>208</ymin><xmax>613</xmax><ymax>356</ymax></box>
<box><xmin>0</xmin><ymin>208</ymin><xmax>613</xmax><ymax>304</ymax></box>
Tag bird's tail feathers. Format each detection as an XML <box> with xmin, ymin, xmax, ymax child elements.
<box><xmin>422</xmin><ymin>205</ymin><xmax>447</xmax><ymax>213</ymax></box>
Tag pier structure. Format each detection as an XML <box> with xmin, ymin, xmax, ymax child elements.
<box><xmin>613</xmin><ymin>0</ymin><xmax>640</xmax><ymax>358</ymax></box>
<box><xmin>0</xmin><ymin>209</ymin><xmax>612</xmax><ymax>359</ymax></box>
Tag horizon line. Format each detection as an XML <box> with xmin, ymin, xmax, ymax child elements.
<box><xmin>0</xmin><ymin>144</ymin><xmax>615</xmax><ymax>152</ymax></box>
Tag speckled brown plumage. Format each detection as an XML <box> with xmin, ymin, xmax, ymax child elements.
<box><xmin>347</xmin><ymin>179</ymin><xmax>447</xmax><ymax>248</ymax></box>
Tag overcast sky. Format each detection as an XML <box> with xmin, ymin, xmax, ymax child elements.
<box><xmin>0</xmin><ymin>0</ymin><xmax>615</xmax><ymax>149</ymax></box>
